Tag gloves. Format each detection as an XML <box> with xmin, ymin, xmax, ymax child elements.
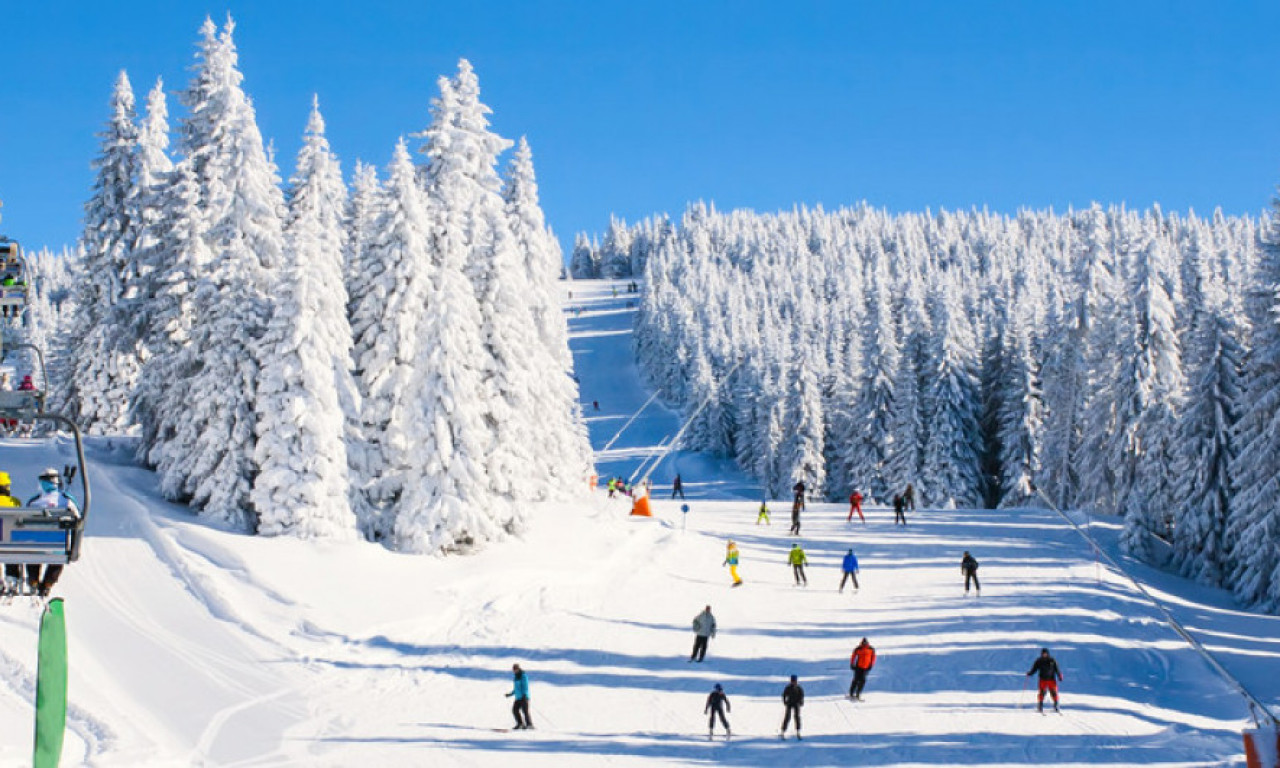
<box><xmin>505</xmin><ymin>692</ymin><xmax>513</xmax><ymax>698</ymax></box>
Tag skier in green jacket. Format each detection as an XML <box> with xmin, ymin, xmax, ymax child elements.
<box><xmin>788</xmin><ymin>543</ymin><xmax>808</xmax><ymax>586</ymax></box>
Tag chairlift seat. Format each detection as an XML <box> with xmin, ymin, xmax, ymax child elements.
<box><xmin>0</xmin><ymin>507</ymin><xmax>79</xmax><ymax>565</ymax></box>
<box><xmin>0</xmin><ymin>389</ymin><xmax>41</xmax><ymax>417</ymax></box>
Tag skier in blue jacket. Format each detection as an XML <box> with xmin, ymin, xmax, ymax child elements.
<box><xmin>505</xmin><ymin>664</ymin><xmax>533</xmax><ymax>729</ymax></box>
<box><xmin>840</xmin><ymin>548</ymin><xmax>860</xmax><ymax>592</ymax></box>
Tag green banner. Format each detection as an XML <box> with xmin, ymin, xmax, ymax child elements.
<box><xmin>34</xmin><ymin>598</ymin><xmax>67</xmax><ymax>768</ymax></box>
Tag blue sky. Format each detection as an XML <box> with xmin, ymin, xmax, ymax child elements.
<box><xmin>2</xmin><ymin>1</ymin><xmax>1280</xmax><ymax>253</ymax></box>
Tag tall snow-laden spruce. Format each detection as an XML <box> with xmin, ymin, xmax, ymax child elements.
<box><xmin>995</xmin><ymin>307</ymin><xmax>1043</xmax><ymax>507</ymax></box>
<box><xmin>344</xmin><ymin>160</ymin><xmax>383</xmax><ymax>532</ymax></box>
<box><xmin>134</xmin><ymin>160</ymin><xmax>209</xmax><ymax>474</ymax></box>
<box><xmin>65</xmin><ymin>70</ymin><xmax>142</xmax><ymax>434</ymax></box>
<box><xmin>504</xmin><ymin>137</ymin><xmax>594</xmax><ymax>493</ymax></box>
<box><xmin>396</xmin><ymin>72</ymin><xmax>504</xmax><ymax>553</ymax></box>
<box><xmin>350</xmin><ymin>140</ymin><xmax>433</xmax><ymax>540</ymax></box>
<box><xmin>1119</xmin><ymin>229</ymin><xmax>1185</xmax><ymax>557</ymax></box>
<box><xmin>920</xmin><ymin>283</ymin><xmax>983</xmax><ymax>508</ymax></box>
<box><xmin>155</xmin><ymin>17</ymin><xmax>284</xmax><ymax>528</ymax></box>
<box><xmin>1171</xmin><ymin>239</ymin><xmax>1242</xmax><ymax>585</ymax></box>
<box><xmin>1228</xmin><ymin>194</ymin><xmax>1280</xmax><ymax>611</ymax></box>
<box><xmin>251</xmin><ymin>99</ymin><xmax>358</xmax><ymax>539</ymax></box>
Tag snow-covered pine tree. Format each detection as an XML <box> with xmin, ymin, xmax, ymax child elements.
<box><xmin>157</xmin><ymin>17</ymin><xmax>285</xmax><ymax>528</ymax></box>
<box><xmin>343</xmin><ymin>160</ymin><xmax>383</xmax><ymax>530</ymax></box>
<box><xmin>1227</xmin><ymin>194</ymin><xmax>1280</xmax><ymax>611</ymax></box>
<box><xmin>251</xmin><ymin>99</ymin><xmax>358</xmax><ymax>539</ymax></box>
<box><xmin>920</xmin><ymin>282</ymin><xmax>984</xmax><ymax>508</ymax></box>
<box><xmin>1119</xmin><ymin>229</ymin><xmax>1185</xmax><ymax>558</ymax></box>
<box><xmin>350</xmin><ymin>140</ymin><xmax>432</xmax><ymax>538</ymax></box>
<box><xmin>420</xmin><ymin>60</ymin><xmax>543</xmax><ymax>504</ymax></box>
<box><xmin>504</xmin><ymin>137</ymin><xmax>593</xmax><ymax>494</ymax></box>
<box><xmin>838</xmin><ymin>252</ymin><xmax>898</xmax><ymax>503</ymax></box>
<box><xmin>394</xmin><ymin>71</ymin><xmax>505</xmax><ymax>553</ymax></box>
<box><xmin>63</xmin><ymin>70</ymin><xmax>142</xmax><ymax>433</ymax></box>
<box><xmin>996</xmin><ymin>307</ymin><xmax>1043</xmax><ymax>508</ymax></box>
<box><xmin>134</xmin><ymin>160</ymin><xmax>210</xmax><ymax>474</ymax></box>
<box><xmin>1171</xmin><ymin>243</ymin><xmax>1242</xmax><ymax>585</ymax></box>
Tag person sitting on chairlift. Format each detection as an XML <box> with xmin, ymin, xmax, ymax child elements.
<box><xmin>23</xmin><ymin>467</ymin><xmax>80</xmax><ymax>597</ymax></box>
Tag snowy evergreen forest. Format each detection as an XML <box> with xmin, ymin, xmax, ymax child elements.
<box><xmin>576</xmin><ymin>201</ymin><xmax>1280</xmax><ymax>613</ymax></box>
<box><xmin>38</xmin><ymin>18</ymin><xmax>592</xmax><ymax>553</ymax></box>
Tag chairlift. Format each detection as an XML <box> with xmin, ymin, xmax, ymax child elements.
<box><xmin>0</xmin><ymin>239</ymin><xmax>30</xmax><ymax>323</ymax></box>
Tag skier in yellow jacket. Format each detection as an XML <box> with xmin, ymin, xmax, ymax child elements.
<box><xmin>724</xmin><ymin>540</ymin><xmax>743</xmax><ymax>586</ymax></box>
<box><xmin>788</xmin><ymin>543</ymin><xmax>808</xmax><ymax>586</ymax></box>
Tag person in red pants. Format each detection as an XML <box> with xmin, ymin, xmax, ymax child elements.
<box><xmin>1026</xmin><ymin>648</ymin><xmax>1063</xmax><ymax>713</ymax></box>
<box><xmin>848</xmin><ymin>489</ymin><xmax>864</xmax><ymax>523</ymax></box>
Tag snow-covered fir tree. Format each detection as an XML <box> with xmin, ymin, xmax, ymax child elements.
<box><xmin>64</xmin><ymin>70</ymin><xmax>143</xmax><ymax>433</ymax></box>
<box><xmin>154</xmin><ymin>17</ymin><xmax>285</xmax><ymax>528</ymax></box>
<box><xmin>251</xmin><ymin>99</ymin><xmax>358</xmax><ymax>539</ymax></box>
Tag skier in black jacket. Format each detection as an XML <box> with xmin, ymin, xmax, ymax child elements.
<box><xmin>1026</xmin><ymin>648</ymin><xmax>1063</xmax><ymax>713</ymax></box>
<box><xmin>705</xmin><ymin>683</ymin><xmax>731</xmax><ymax>738</ymax></box>
<box><xmin>961</xmin><ymin>551</ymin><xmax>980</xmax><ymax>595</ymax></box>
<box><xmin>780</xmin><ymin>675</ymin><xmax>804</xmax><ymax>740</ymax></box>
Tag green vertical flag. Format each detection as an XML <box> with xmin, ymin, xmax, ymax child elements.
<box><xmin>34</xmin><ymin>598</ymin><xmax>67</xmax><ymax>768</ymax></box>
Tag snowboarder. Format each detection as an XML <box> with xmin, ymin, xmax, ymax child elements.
<box><xmin>848</xmin><ymin>489</ymin><xmax>864</xmax><ymax>523</ymax></box>
<box><xmin>849</xmin><ymin>638</ymin><xmax>876</xmax><ymax>700</ymax></box>
<box><xmin>23</xmin><ymin>468</ymin><xmax>79</xmax><ymax>597</ymax></box>
<box><xmin>961</xmin><ymin>551</ymin><xmax>981</xmax><ymax>595</ymax></box>
<box><xmin>780</xmin><ymin>675</ymin><xmax>804</xmax><ymax>740</ymax></box>
<box><xmin>788</xmin><ymin>543</ymin><xmax>808</xmax><ymax>586</ymax></box>
<box><xmin>690</xmin><ymin>605</ymin><xmax>717</xmax><ymax>662</ymax></box>
<box><xmin>893</xmin><ymin>494</ymin><xmax>907</xmax><ymax>525</ymax></box>
<box><xmin>839</xmin><ymin>548</ymin><xmax>860</xmax><ymax>592</ymax></box>
<box><xmin>705</xmin><ymin>683</ymin><xmax>731</xmax><ymax>738</ymax></box>
<box><xmin>672</xmin><ymin>474</ymin><xmax>685</xmax><ymax>500</ymax></box>
<box><xmin>505</xmin><ymin>664</ymin><xmax>534</xmax><ymax>729</ymax></box>
<box><xmin>903</xmin><ymin>483</ymin><xmax>916</xmax><ymax>512</ymax></box>
<box><xmin>756</xmin><ymin>500</ymin><xmax>770</xmax><ymax>525</ymax></box>
<box><xmin>723</xmin><ymin>541</ymin><xmax>743</xmax><ymax>586</ymax></box>
<box><xmin>1026</xmin><ymin>648</ymin><xmax>1063</xmax><ymax>713</ymax></box>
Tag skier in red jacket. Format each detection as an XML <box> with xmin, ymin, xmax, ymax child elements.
<box><xmin>848</xmin><ymin>489</ymin><xmax>864</xmax><ymax>523</ymax></box>
<box><xmin>849</xmin><ymin>638</ymin><xmax>876</xmax><ymax>700</ymax></box>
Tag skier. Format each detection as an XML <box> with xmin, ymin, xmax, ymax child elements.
<box><xmin>1026</xmin><ymin>648</ymin><xmax>1063</xmax><ymax>713</ymax></box>
<box><xmin>690</xmin><ymin>605</ymin><xmax>717</xmax><ymax>662</ymax></box>
<box><xmin>593</xmin><ymin>400</ymin><xmax>600</xmax><ymax>411</ymax></box>
<box><xmin>788</xmin><ymin>543</ymin><xmax>808</xmax><ymax>586</ymax></box>
<box><xmin>23</xmin><ymin>468</ymin><xmax>79</xmax><ymax>597</ymax></box>
<box><xmin>789</xmin><ymin>498</ymin><xmax>802</xmax><ymax>535</ymax></box>
<box><xmin>839</xmin><ymin>548</ymin><xmax>860</xmax><ymax>592</ymax></box>
<box><xmin>780</xmin><ymin>675</ymin><xmax>804</xmax><ymax>740</ymax></box>
<box><xmin>723</xmin><ymin>540</ymin><xmax>743</xmax><ymax>586</ymax></box>
<box><xmin>17</xmin><ymin>374</ymin><xmax>34</xmax><ymax>391</ymax></box>
<box><xmin>672</xmin><ymin>473</ymin><xmax>685</xmax><ymax>500</ymax></box>
<box><xmin>848</xmin><ymin>488</ymin><xmax>864</xmax><ymax>523</ymax></box>
<box><xmin>756</xmin><ymin>500</ymin><xmax>771</xmax><ymax>525</ymax></box>
<box><xmin>961</xmin><ymin>551</ymin><xmax>981</xmax><ymax>595</ymax></box>
<box><xmin>705</xmin><ymin>683</ymin><xmax>731</xmax><ymax>739</ymax></box>
<box><xmin>849</xmin><ymin>638</ymin><xmax>876</xmax><ymax>700</ymax></box>
<box><xmin>893</xmin><ymin>494</ymin><xmax>907</xmax><ymax>526</ymax></box>
<box><xmin>792</xmin><ymin>480</ymin><xmax>806</xmax><ymax>508</ymax></box>
<box><xmin>903</xmin><ymin>483</ymin><xmax>916</xmax><ymax>512</ymax></box>
<box><xmin>505</xmin><ymin>664</ymin><xmax>534</xmax><ymax>729</ymax></box>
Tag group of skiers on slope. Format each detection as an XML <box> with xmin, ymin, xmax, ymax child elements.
<box><xmin>606</xmin><ymin>476</ymin><xmax>650</xmax><ymax>499</ymax></box>
<box><xmin>0</xmin><ymin>466</ymin><xmax>80</xmax><ymax>598</ymax></box>
<box><xmin>782</xmin><ymin>481</ymin><xmax>916</xmax><ymax>534</ymax></box>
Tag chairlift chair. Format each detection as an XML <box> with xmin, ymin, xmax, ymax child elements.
<box><xmin>0</xmin><ymin>239</ymin><xmax>30</xmax><ymax>322</ymax></box>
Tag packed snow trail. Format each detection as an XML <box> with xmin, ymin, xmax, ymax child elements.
<box><xmin>0</xmin><ymin>278</ymin><xmax>1272</xmax><ymax>766</ymax></box>
<box><xmin>568</xmin><ymin>280</ymin><xmax>758</xmax><ymax>500</ymax></box>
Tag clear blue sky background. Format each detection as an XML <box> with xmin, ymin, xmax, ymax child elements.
<box><xmin>3</xmin><ymin>1</ymin><xmax>1280</xmax><ymax>254</ymax></box>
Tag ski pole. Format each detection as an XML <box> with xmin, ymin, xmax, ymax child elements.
<box><xmin>1021</xmin><ymin>676</ymin><xmax>1030</xmax><ymax>710</ymax></box>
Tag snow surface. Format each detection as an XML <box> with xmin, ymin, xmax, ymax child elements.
<box><xmin>0</xmin><ymin>278</ymin><xmax>1276</xmax><ymax>766</ymax></box>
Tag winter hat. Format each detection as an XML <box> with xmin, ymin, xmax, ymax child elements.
<box><xmin>39</xmin><ymin>467</ymin><xmax>59</xmax><ymax>480</ymax></box>
<box><xmin>790</xmin><ymin>675</ymin><xmax>798</xmax><ymax>682</ymax></box>
<box><xmin>714</xmin><ymin>684</ymin><xmax>723</xmax><ymax>691</ymax></box>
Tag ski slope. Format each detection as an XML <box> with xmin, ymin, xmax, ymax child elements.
<box><xmin>0</xmin><ymin>279</ymin><xmax>1275</xmax><ymax>766</ymax></box>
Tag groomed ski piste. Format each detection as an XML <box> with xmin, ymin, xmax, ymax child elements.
<box><xmin>0</xmin><ymin>279</ymin><xmax>1276</xmax><ymax>766</ymax></box>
